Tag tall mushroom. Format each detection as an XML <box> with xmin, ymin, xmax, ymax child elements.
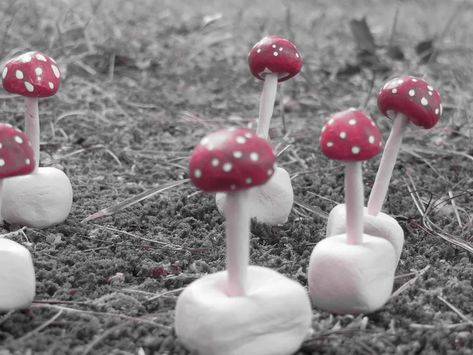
<box><xmin>248</xmin><ymin>35</ymin><xmax>302</xmax><ymax>140</ymax></box>
<box><xmin>1</xmin><ymin>51</ymin><xmax>73</xmax><ymax>228</ymax></box>
<box><xmin>176</xmin><ymin>127</ymin><xmax>311</xmax><ymax>355</ymax></box>
<box><xmin>214</xmin><ymin>36</ymin><xmax>301</xmax><ymax>225</ymax></box>
<box><xmin>0</xmin><ymin>123</ymin><xmax>36</xmax><ymax>311</ymax></box>
<box><xmin>308</xmin><ymin>109</ymin><xmax>396</xmax><ymax>314</ymax></box>
<box><xmin>367</xmin><ymin>75</ymin><xmax>442</xmax><ymax>215</ymax></box>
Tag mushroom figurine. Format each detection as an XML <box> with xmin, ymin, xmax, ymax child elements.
<box><xmin>308</xmin><ymin>109</ymin><xmax>396</xmax><ymax>314</ymax></box>
<box><xmin>1</xmin><ymin>51</ymin><xmax>73</xmax><ymax>228</ymax></box>
<box><xmin>175</xmin><ymin>127</ymin><xmax>311</xmax><ymax>355</ymax></box>
<box><xmin>326</xmin><ymin>76</ymin><xmax>442</xmax><ymax>263</ymax></box>
<box><xmin>0</xmin><ymin>123</ymin><xmax>36</xmax><ymax>311</ymax></box>
<box><xmin>216</xmin><ymin>36</ymin><xmax>302</xmax><ymax>225</ymax></box>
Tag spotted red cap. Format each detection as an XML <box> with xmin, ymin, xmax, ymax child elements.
<box><xmin>2</xmin><ymin>51</ymin><xmax>60</xmax><ymax>98</ymax></box>
<box><xmin>0</xmin><ymin>123</ymin><xmax>35</xmax><ymax>179</ymax></box>
<box><xmin>377</xmin><ymin>76</ymin><xmax>442</xmax><ymax>129</ymax></box>
<box><xmin>320</xmin><ymin>109</ymin><xmax>383</xmax><ymax>161</ymax></box>
<box><xmin>189</xmin><ymin>127</ymin><xmax>276</xmax><ymax>192</ymax></box>
<box><xmin>248</xmin><ymin>36</ymin><xmax>302</xmax><ymax>82</ymax></box>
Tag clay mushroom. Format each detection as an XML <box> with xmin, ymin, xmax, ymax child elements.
<box><xmin>367</xmin><ymin>75</ymin><xmax>442</xmax><ymax>215</ymax></box>
<box><xmin>0</xmin><ymin>123</ymin><xmax>36</xmax><ymax>311</ymax></box>
<box><xmin>248</xmin><ymin>35</ymin><xmax>302</xmax><ymax>139</ymax></box>
<box><xmin>176</xmin><ymin>127</ymin><xmax>311</xmax><ymax>355</ymax></box>
<box><xmin>1</xmin><ymin>51</ymin><xmax>73</xmax><ymax>228</ymax></box>
<box><xmin>308</xmin><ymin>109</ymin><xmax>396</xmax><ymax>314</ymax></box>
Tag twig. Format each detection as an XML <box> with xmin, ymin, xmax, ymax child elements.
<box><xmin>448</xmin><ymin>190</ymin><xmax>463</xmax><ymax>228</ymax></box>
<box><xmin>437</xmin><ymin>295</ymin><xmax>473</xmax><ymax>326</ymax></box>
<box><xmin>390</xmin><ymin>266</ymin><xmax>430</xmax><ymax>299</ymax></box>
<box><xmin>82</xmin><ymin>321</ymin><xmax>129</xmax><ymax>355</ymax></box>
<box><xmin>14</xmin><ymin>309</ymin><xmax>64</xmax><ymax>343</ymax></box>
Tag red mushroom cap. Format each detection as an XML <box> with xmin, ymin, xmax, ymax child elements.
<box><xmin>189</xmin><ymin>127</ymin><xmax>276</xmax><ymax>192</ymax></box>
<box><xmin>2</xmin><ymin>51</ymin><xmax>60</xmax><ymax>98</ymax></box>
<box><xmin>377</xmin><ymin>76</ymin><xmax>442</xmax><ymax>129</ymax></box>
<box><xmin>320</xmin><ymin>109</ymin><xmax>383</xmax><ymax>161</ymax></box>
<box><xmin>248</xmin><ymin>35</ymin><xmax>302</xmax><ymax>82</ymax></box>
<box><xmin>0</xmin><ymin>123</ymin><xmax>35</xmax><ymax>179</ymax></box>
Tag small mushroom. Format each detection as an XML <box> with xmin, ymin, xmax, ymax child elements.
<box><xmin>319</xmin><ymin>109</ymin><xmax>382</xmax><ymax>244</ymax></box>
<box><xmin>190</xmin><ymin>127</ymin><xmax>276</xmax><ymax>296</ymax></box>
<box><xmin>2</xmin><ymin>51</ymin><xmax>61</xmax><ymax>170</ymax></box>
<box><xmin>248</xmin><ymin>36</ymin><xmax>302</xmax><ymax>139</ymax></box>
<box><xmin>367</xmin><ymin>76</ymin><xmax>442</xmax><ymax>216</ymax></box>
<box><xmin>0</xmin><ymin>123</ymin><xmax>35</xmax><ymax>224</ymax></box>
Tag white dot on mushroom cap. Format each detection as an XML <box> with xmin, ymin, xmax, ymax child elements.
<box><xmin>48</xmin><ymin>82</ymin><xmax>54</xmax><ymax>89</ymax></box>
<box><xmin>408</xmin><ymin>89</ymin><xmax>415</xmax><ymax>97</ymax></box>
<box><xmin>339</xmin><ymin>131</ymin><xmax>347</xmax><ymax>139</ymax></box>
<box><xmin>35</xmin><ymin>67</ymin><xmax>43</xmax><ymax>76</ymax></box>
<box><xmin>15</xmin><ymin>70</ymin><xmax>24</xmax><ymax>79</ymax></box>
<box><xmin>272</xmin><ymin>44</ymin><xmax>277</xmax><ymax>48</ymax></box>
<box><xmin>20</xmin><ymin>54</ymin><xmax>31</xmax><ymax>63</ymax></box>
<box><xmin>250</xmin><ymin>152</ymin><xmax>259</xmax><ymax>161</ymax></box>
<box><xmin>371</xmin><ymin>121</ymin><xmax>376</xmax><ymax>127</ymax></box>
<box><xmin>245</xmin><ymin>177</ymin><xmax>252</xmax><ymax>184</ymax></box>
<box><xmin>211</xmin><ymin>158</ymin><xmax>219</xmax><ymax>166</ymax></box>
<box><xmin>321</xmin><ymin>126</ymin><xmax>326</xmax><ymax>132</ymax></box>
<box><xmin>273</xmin><ymin>52</ymin><xmax>279</xmax><ymax>56</ymax></box>
<box><xmin>427</xmin><ymin>85</ymin><xmax>434</xmax><ymax>91</ymax></box>
<box><xmin>279</xmin><ymin>47</ymin><xmax>283</xmax><ymax>51</ymax></box>
<box><xmin>256</xmin><ymin>48</ymin><xmax>261</xmax><ymax>53</ymax></box>
<box><xmin>244</xmin><ymin>132</ymin><xmax>252</xmax><ymax>138</ymax></box>
<box><xmin>0</xmin><ymin>159</ymin><xmax>4</xmax><ymax>167</ymax></box>
<box><xmin>233</xmin><ymin>151</ymin><xmax>242</xmax><ymax>158</ymax></box>
<box><xmin>327</xmin><ymin>119</ymin><xmax>334</xmax><ymax>125</ymax></box>
<box><xmin>194</xmin><ymin>169</ymin><xmax>202</xmax><ymax>178</ymax></box>
<box><xmin>412</xmin><ymin>78</ymin><xmax>418</xmax><ymax>82</ymax></box>
<box><xmin>368</xmin><ymin>135</ymin><xmax>375</xmax><ymax>144</ymax></box>
<box><xmin>235</xmin><ymin>136</ymin><xmax>246</xmax><ymax>144</ymax></box>
<box><xmin>348</xmin><ymin>118</ymin><xmax>357</xmax><ymax>125</ymax></box>
<box><xmin>14</xmin><ymin>135</ymin><xmax>23</xmax><ymax>144</ymax></box>
<box><xmin>2</xmin><ymin>67</ymin><xmax>7</xmax><ymax>79</ymax></box>
<box><xmin>51</xmin><ymin>65</ymin><xmax>60</xmax><ymax>78</ymax></box>
<box><xmin>428</xmin><ymin>91</ymin><xmax>433</xmax><ymax>96</ymax></box>
<box><xmin>223</xmin><ymin>162</ymin><xmax>232</xmax><ymax>172</ymax></box>
<box><xmin>295</xmin><ymin>53</ymin><xmax>299</xmax><ymax>58</ymax></box>
<box><xmin>352</xmin><ymin>146</ymin><xmax>360</xmax><ymax>154</ymax></box>
<box><xmin>24</xmin><ymin>82</ymin><xmax>34</xmax><ymax>92</ymax></box>
<box><xmin>267</xmin><ymin>169</ymin><xmax>273</xmax><ymax>176</ymax></box>
<box><xmin>391</xmin><ymin>88</ymin><xmax>397</xmax><ymax>94</ymax></box>
<box><xmin>421</xmin><ymin>97</ymin><xmax>428</xmax><ymax>106</ymax></box>
<box><xmin>36</xmin><ymin>54</ymin><xmax>47</xmax><ymax>61</ymax></box>
<box><xmin>200</xmin><ymin>137</ymin><xmax>209</xmax><ymax>145</ymax></box>
<box><xmin>396</xmin><ymin>79</ymin><xmax>404</xmax><ymax>85</ymax></box>
<box><xmin>25</xmin><ymin>158</ymin><xmax>30</xmax><ymax>165</ymax></box>
<box><xmin>435</xmin><ymin>108</ymin><xmax>439</xmax><ymax>115</ymax></box>
<box><xmin>327</xmin><ymin>141</ymin><xmax>334</xmax><ymax>147</ymax></box>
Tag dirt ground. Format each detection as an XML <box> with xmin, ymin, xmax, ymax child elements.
<box><xmin>0</xmin><ymin>0</ymin><xmax>472</xmax><ymax>354</ymax></box>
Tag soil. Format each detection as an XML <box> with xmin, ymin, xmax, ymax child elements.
<box><xmin>0</xmin><ymin>0</ymin><xmax>472</xmax><ymax>354</ymax></box>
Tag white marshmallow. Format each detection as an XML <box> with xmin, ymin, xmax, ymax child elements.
<box><xmin>2</xmin><ymin>167</ymin><xmax>73</xmax><ymax>228</ymax></box>
<box><xmin>0</xmin><ymin>239</ymin><xmax>35</xmax><ymax>311</ymax></box>
<box><xmin>308</xmin><ymin>234</ymin><xmax>395</xmax><ymax>314</ymax></box>
<box><xmin>326</xmin><ymin>204</ymin><xmax>404</xmax><ymax>264</ymax></box>
<box><xmin>175</xmin><ymin>265</ymin><xmax>312</xmax><ymax>355</ymax></box>
<box><xmin>216</xmin><ymin>167</ymin><xmax>293</xmax><ymax>225</ymax></box>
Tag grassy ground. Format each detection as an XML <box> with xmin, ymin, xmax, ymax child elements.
<box><xmin>0</xmin><ymin>0</ymin><xmax>472</xmax><ymax>354</ymax></box>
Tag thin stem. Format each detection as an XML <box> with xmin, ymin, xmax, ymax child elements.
<box><xmin>256</xmin><ymin>73</ymin><xmax>278</xmax><ymax>139</ymax></box>
<box><xmin>224</xmin><ymin>190</ymin><xmax>250</xmax><ymax>297</ymax></box>
<box><xmin>25</xmin><ymin>97</ymin><xmax>39</xmax><ymax>171</ymax></box>
<box><xmin>345</xmin><ymin>162</ymin><xmax>363</xmax><ymax>245</ymax></box>
<box><xmin>367</xmin><ymin>114</ymin><xmax>409</xmax><ymax>216</ymax></box>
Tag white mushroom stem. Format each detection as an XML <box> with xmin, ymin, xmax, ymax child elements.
<box><xmin>0</xmin><ymin>180</ymin><xmax>3</xmax><ymax>225</ymax></box>
<box><xmin>25</xmin><ymin>97</ymin><xmax>39</xmax><ymax>171</ymax></box>
<box><xmin>256</xmin><ymin>73</ymin><xmax>279</xmax><ymax>139</ymax></box>
<box><xmin>367</xmin><ymin>113</ymin><xmax>409</xmax><ymax>216</ymax></box>
<box><xmin>345</xmin><ymin>161</ymin><xmax>363</xmax><ymax>245</ymax></box>
<box><xmin>224</xmin><ymin>190</ymin><xmax>250</xmax><ymax>297</ymax></box>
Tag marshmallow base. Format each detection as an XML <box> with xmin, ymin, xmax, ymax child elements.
<box><xmin>326</xmin><ymin>204</ymin><xmax>404</xmax><ymax>264</ymax></box>
<box><xmin>216</xmin><ymin>167</ymin><xmax>293</xmax><ymax>225</ymax></box>
<box><xmin>308</xmin><ymin>234</ymin><xmax>395</xmax><ymax>315</ymax></box>
<box><xmin>0</xmin><ymin>239</ymin><xmax>35</xmax><ymax>311</ymax></box>
<box><xmin>2</xmin><ymin>167</ymin><xmax>73</xmax><ymax>228</ymax></box>
<box><xmin>175</xmin><ymin>266</ymin><xmax>312</xmax><ymax>355</ymax></box>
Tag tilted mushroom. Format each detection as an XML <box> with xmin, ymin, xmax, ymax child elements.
<box><xmin>368</xmin><ymin>75</ymin><xmax>442</xmax><ymax>215</ymax></box>
<box><xmin>308</xmin><ymin>109</ymin><xmax>396</xmax><ymax>314</ymax></box>
<box><xmin>0</xmin><ymin>123</ymin><xmax>36</xmax><ymax>311</ymax></box>
<box><xmin>176</xmin><ymin>127</ymin><xmax>311</xmax><ymax>355</ymax></box>
<box><xmin>1</xmin><ymin>51</ymin><xmax>73</xmax><ymax>228</ymax></box>
<box><xmin>214</xmin><ymin>36</ymin><xmax>301</xmax><ymax>226</ymax></box>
